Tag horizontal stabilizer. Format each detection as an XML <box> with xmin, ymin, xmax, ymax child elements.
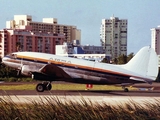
<box><xmin>130</xmin><ymin>77</ymin><xmax>152</xmax><ymax>84</ymax></box>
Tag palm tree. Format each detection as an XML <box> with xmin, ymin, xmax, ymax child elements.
<box><xmin>117</xmin><ymin>54</ymin><xmax>127</xmax><ymax>64</ymax></box>
<box><xmin>127</xmin><ymin>52</ymin><xmax>134</xmax><ymax>62</ymax></box>
<box><xmin>16</xmin><ymin>42</ymin><xmax>21</xmax><ymax>51</ymax></box>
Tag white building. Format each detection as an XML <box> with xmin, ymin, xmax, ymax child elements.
<box><xmin>151</xmin><ymin>26</ymin><xmax>160</xmax><ymax>67</ymax></box>
<box><xmin>100</xmin><ymin>16</ymin><xmax>127</xmax><ymax>59</ymax></box>
<box><xmin>56</xmin><ymin>43</ymin><xmax>111</xmax><ymax>62</ymax></box>
<box><xmin>151</xmin><ymin>26</ymin><xmax>160</xmax><ymax>55</ymax></box>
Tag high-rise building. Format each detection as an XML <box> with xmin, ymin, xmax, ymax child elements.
<box><xmin>6</xmin><ymin>15</ymin><xmax>81</xmax><ymax>43</ymax></box>
<box><xmin>151</xmin><ymin>26</ymin><xmax>160</xmax><ymax>67</ymax></box>
<box><xmin>100</xmin><ymin>16</ymin><xmax>127</xmax><ymax>59</ymax></box>
<box><xmin>151</xmin><ymin>26</ymin><xmax>160</xmax><ymax>55</ymax></box>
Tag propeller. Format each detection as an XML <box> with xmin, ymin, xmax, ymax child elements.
<box><xmin>17</xmin><ymin>58</ymin><xmax>23</xmax><ymax>77</ymax></box>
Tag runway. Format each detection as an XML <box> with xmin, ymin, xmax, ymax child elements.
<box><xmin>1</xmin><ymin>89</ymin><xmax>160</xmax><ymax>96</ymax></box>
<box><xmin>1</xmin><ymin>82</ymin><xmax>160</xmax><ymax>106</ymax></box>
<box><xmin>1</xmin><ymin>89</ymin><xmax>160</xmax><ymax>106</ymax></box>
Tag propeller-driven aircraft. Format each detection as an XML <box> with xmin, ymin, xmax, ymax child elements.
<box><xmin>2</xmin><ymin>46</ymin><xmax>158</xmax><ymax>92</ymax></box>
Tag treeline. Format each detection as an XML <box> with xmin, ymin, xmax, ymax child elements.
<box><xmin>0</xmin><ymin>64</ymin><xmax>17</xmax><ymax>78</ymax></box>
<box><xmin>0</xmin><ymin>63</ymin><xmax>32</xmax><ymax>82</ymax></box>
<box><xmin>101</xmin><ymin>52</ymin><xmax>134</xmax><ymax>64</ymax></box>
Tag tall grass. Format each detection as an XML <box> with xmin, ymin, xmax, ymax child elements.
<box><xmin>0</xmin><ymin>96</ymin><xmax>160</xmax><ymax>120</ymax></box>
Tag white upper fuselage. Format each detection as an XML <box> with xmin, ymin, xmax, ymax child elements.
<box><xmin>3</xmin><ymin>52</ymin><xmax>134</xmax><ymax>76</ymax></box>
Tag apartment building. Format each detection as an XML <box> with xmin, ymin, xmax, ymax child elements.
<box><xmin>100</xmin><ymin>16</ymin><xmax>127</xmax><ymax>59</ymax></box>
<box><xmin>151</xmin><ymin>26</ymin><xmax>160</xmax><ymax>55</ymax></box>
<box><xmin>0</xmin><ymin>29</ymin><xmax>64</xmax><ymax>58</ymax></box>
<box><xmin>6</xmin><ymin>15</ymin><xmax>81</xmax><ymax>43</ymax></box>
<box><xmin>151</xmin><ymin>26</ymin><xmax>160</xmax><ymax>66</ymax></box>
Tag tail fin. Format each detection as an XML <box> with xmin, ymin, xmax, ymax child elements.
<box><xmin>124</xmin><ymin>46</ymin><xmax>158</xmax><ymax>80</ymax></box>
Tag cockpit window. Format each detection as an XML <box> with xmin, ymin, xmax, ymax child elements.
<box><xmin>10</xmin><ymin>54</ymin><xmax>17</xmax><ymax>59</ymax></box>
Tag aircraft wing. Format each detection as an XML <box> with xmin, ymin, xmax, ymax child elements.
<box><xmin>31</xmin><ymin>64</ymin><xmax>71</xmax><ymax>81</ymax></box>
<box><xmin>40</xmin><ymin>64</ymin><xmax>71</xmax><ymax>78</ymax></box>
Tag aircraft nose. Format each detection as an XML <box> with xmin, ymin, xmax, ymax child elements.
<box><xmin>2</xmin><ymin>56</ymin><xmax>8</xmax><ymax>64</ymax></box>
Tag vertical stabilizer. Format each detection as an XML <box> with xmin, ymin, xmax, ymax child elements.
<box><xmin>124</xmin><ymin>46</ymin><xmax>158</xmax><ymax>80</ymax></box>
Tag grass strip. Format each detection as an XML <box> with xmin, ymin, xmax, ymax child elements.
<box><xmin>0</xmin><ymin>83</ymin><xmax>136</xmax><ymax>91</ymax></box>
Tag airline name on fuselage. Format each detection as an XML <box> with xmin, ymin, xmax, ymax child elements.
<box><xmin>53</xmin><ymin>58</ymin><xmax>71</xmax><ymax>64</ymax></box>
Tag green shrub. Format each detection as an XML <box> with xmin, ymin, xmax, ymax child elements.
<box><xmin>0</xmin><ymin>77</ymin><xmax>33</xmax><ymax>82</ymax></box>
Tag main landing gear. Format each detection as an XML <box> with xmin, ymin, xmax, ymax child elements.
<box><xmin>36</xmin><ymin>81</ymin><xmax>52</xmax><ymax>92</ymax></box>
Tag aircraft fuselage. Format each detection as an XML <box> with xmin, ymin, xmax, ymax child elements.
<box><xmin>2</xmin><ymin>53</ymin><xmax>145</xmax><ymax>85</ymax></box>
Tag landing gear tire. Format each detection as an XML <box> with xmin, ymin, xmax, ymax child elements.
<box><xmin>124</xmin><ymin>88</ymin><xmax>129</xmax><ymax>92</ymax></box>
<box><xmin>36</xmin><ymin>83</ymin><xmax>45</xmax><ymax>92</ymax></box>
<box><xmin>36</xmin><ymin>82</ymin><xmax>52</xmax><ymax>92</ymax></box>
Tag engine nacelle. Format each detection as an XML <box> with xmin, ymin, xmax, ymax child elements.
<box><xmin>21</xmin><ymin>65</ymin><xmax>40</xmax><ymax>76</ymax></box>
<box><xmin>32</xmin><ymin>72</ymin><xmax>53</xmax><ymax>81</ymax></box>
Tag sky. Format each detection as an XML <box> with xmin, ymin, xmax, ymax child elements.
<box><xmin>0</xmin><ymin>0</ymin><xmax>160</xmax><ymax>54</ymax></box>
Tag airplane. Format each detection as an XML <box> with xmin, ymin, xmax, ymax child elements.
<box><xmin>2</xmin><ymin>46</ymin><xmax>159</xmax><ymax>92</ymax></box>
